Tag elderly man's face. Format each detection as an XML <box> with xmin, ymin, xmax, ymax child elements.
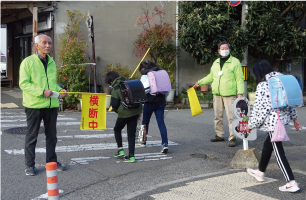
<box><xmin>218</xmin><ymin>44</ymin><xmax>230</xmax><ymax>57</ymax></box>
<box><xmin>218</xmin><ymin>44</ymin><xmax>229</xmax><ymax>52</ymax></box>
<box><xmin>36</xmin><ymin>35</ymin><xmax>52</xmax><ymax>55</ymax></box>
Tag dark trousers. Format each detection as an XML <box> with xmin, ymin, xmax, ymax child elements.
<box><xmin>25</xmin><ymin>108</ymin><xmax>58</xmax><ymax>168</ymax></box>
<box><xmin>142</xmin><ymin>103</ymin><xmax>168</xmax><ymax>145</ymax></box>
<box><xmin>113</xmin><ymin>115</ymin><xmax>139</xmax><ymax>156</ymax></box>
<box><xmin>259</xmin><ymin>132</ymin><xmax>295</xmax><ymax>182</ymax></box>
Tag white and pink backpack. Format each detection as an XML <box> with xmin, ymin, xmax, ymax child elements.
<box><xmin>147</xmin><ymin>70</ymin><xmax>172</xmax><ymax>94</ymax></box>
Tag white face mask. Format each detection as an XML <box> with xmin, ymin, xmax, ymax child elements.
<box><xmin>220</xmin><ymin>50</ymin><xmax>230</xmax><ymax>57</ymax></box>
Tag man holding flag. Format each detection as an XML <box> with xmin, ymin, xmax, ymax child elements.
<box><xmin>195</xmin><ymin>41</ymin><xmax>244</xmax><ymax>147</ymax></box>
<box><xmin>19</xmin><ymin>34</ymin><xmax>68</xmax><ymax>176</ymax></box>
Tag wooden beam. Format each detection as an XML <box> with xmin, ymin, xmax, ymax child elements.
<box><xmin>1</xmin><ymin>2</ymin><xmax>48</xmax><ymax>9</ymax></box>
<box><xmin>1</xmin><ymin>9</ymin><xmax>32</xmax><ymax>24</ymax></box>
<box><xmin>32</xmin><ymin>7</ymin><xmax>38</xmax><ymax>54</ymax></box>
<box><xmin>0</xmin><ymin>0</ymin><xmax>50</xmax><ymax>3</ymax></box>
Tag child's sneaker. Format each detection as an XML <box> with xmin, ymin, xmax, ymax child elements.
<box><xmin>161</xmin><ymin>144</ymin><xmax>168</xmax><ymax>153</ymax></box>
<box><xmin>247</xmin><ymin>168</ymin><xmax>265</xmax><ymax>182</ymax></box>
<box><xmin>124</xmin><ymin>155</ymin><xmax>136</xmax><ymax>163</ymax></box>
<box><xmin>114</xmin><ymin>149</ymin><xmax>125</xmax><ymax>158</ymax></box>
<box><xmin>279</xmin><ymin>182</ymin><xmax>300</xmax><ymax>192</ymax></box>
<box><xmin>140</xmin><ymin>142</ymin><xmax>146</xmax><ymax>147</ymax></box>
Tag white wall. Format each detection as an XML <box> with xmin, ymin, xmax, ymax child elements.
<box><xmin>1</xmin><ymin>27</ymin><xmax>7</xmax><ymax>55</ymax></box>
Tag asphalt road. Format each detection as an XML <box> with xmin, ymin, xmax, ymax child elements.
<box><xmin>1</xmin><ymin>92</ymin><xmax>306</xmax><ymax>200</ymax></box>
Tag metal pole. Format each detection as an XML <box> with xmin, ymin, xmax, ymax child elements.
<box><xmin>175</xmin><ymin>0</ymin><xmax>179</xmax><ymax>96</ymax></box>
<box><xmin>91</xmin><ymin>15</ymin><xmax>97</xmax><ymax>93</ymax></box>
<box><xmin>32</xmin><ymin>7</ymin><xmax>38</xmax><ymax>54</ymax></box>
<box><xmin>243</xmin><ymin>139</ymin><xmax>248</xmax><ymax>150</ymax></box>
<box><xmin>241</xmin><ymin>3</ymin><xmax>248</xmax><ymax>98</ymax></box>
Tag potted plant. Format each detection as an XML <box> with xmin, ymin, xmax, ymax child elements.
<box><xmin>247</xmin><ymin>75</ymin><xmax>257</xmax><ymax>105</ymax></box>
<box><xmin>179</xmin><ymin>87</ymin><xmax>188</xmax><ymax>105</ymax></box>
<box><xmin>197</xmin><ymin>88</ymin><xmax>213</xmax><ymax>109</ymax></box>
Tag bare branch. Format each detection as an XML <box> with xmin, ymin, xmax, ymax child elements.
<box><xmin>294</xmin><ymin>8</ymin><xmax>306</xmax><ymax>26</ymax></box>
<box><xmin>280</xmin><ymin>1</ymin><xmax>297</xmax><ymax>17</ymax></box>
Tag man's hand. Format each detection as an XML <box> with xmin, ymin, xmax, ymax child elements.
<box><xmin>245</xmin><ymin>125</ymin><xmax>252</xmax><ymax>133</ymax></box>
<box><xmin>194</xmin><ymin>82</ymin><xmax>200</xmax><ymax>88</ymax></box>
<box><xmin>43</xmin><ymin>90</ymin><xmax>53</xmax><ymax>98</ymax></box>
<box><xmin>294</xmin><ymin>119</ymin><xmax>301</xmax><ymax>131</ymax></box>
<box><xmin>236</xmin><ymin>94</ymin><xmax>243</xmax><ymax>98</ymax></box>
<box><xmin>59</xmin><ymin>89</ymin><xmax>67</xmax><ymax>98</ymax></box>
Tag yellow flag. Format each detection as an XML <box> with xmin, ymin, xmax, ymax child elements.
<box><xmin>187</xmin><ymin>87</ymin><xmax>203</xmax><ymax>117</ymax></box>
<box><xmin>80</xmin><ymin>93</ymin><xmax>106</xmax><ymax>130</ymax></box>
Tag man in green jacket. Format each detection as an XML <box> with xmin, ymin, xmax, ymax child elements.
<box><xmin>19</xmin><ymin>34</ymin><xmax>67</xmax><ymax>175</ymax></box>
<box><xmin>195</xmin><ymin>41</ymin><xmax>244</xmax><ymax>147</ymax></box>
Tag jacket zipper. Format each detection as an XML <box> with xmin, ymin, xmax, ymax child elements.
<box><xmin>218</xmin><ymin>76</ymin><xmax>221</xmax><ymax>95</ymax></box>
<box><xmin>43</xmin><ymin>59</ymin><xmax>51</xmax><ymax>108</ymax></box>
<box><xmin>218</xmin><ymin>62</ymin><xmax>222</xmax><ymax>95</ymax></box>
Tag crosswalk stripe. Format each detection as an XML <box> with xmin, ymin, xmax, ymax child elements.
<box><xmin>5</xmin><ymin>141</ymin><xmax>179</xmax><ymax>155</ymax></box>
<box><xmin>1</xmin><ymin>118</ymin><xmax>76</xmax><ymax>122</ymax></box>
<box><xmin>1</xmin><ymin>122</ymin><xmax>80</xmax><ymax>128</ymax></box>
<box><xmin>58</xmin><ymin>134</ymin><xmax>152</xmax><ymax>139</ymax></box>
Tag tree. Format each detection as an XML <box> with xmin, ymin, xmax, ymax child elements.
<box><xmin>178</xmin><ymin>1</ymin><xmax>249</xmax><ymax>65</ymax></box>
<box><xmin>178</xmin><ymin>1</ymin><xmax>306</xmax><ymax>69</ymax></box>
<box><xmin>57</xmin><ymin>9</ymin><xmax>89</xmax><ymax>108</ymax></box>
<box><xmin>246</xmin><ymin>1</ymin><xmax>306</xmax><ymax>70</ymax></box>
<box><xmin>134</xmin><ymin>4</ymin><xmax>180</xmax><ymax>87</ymax></box>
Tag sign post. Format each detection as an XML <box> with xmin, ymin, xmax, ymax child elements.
<box><xmin>228</xmin><ymin>1</ymin><xmax>241</xmax><ymax>7</ymax></box>
<box><xmin>230</xmin><ymin>97</ymin><xmax>261</xmax><ymax>169</ymax></box>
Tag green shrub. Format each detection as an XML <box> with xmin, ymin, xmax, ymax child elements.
<box><xmin>102</xmin><ymin>63</ymin><xmax>140</xmax><ymax>80</ymax></box>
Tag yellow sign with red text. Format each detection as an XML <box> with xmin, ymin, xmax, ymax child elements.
<box><xmin>80</xmin><ymin>93</ymin><xmax>106</xmax><ymax>130</ymax></box>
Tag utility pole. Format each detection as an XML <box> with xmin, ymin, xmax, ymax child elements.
<box><xmin>86</xmin><ymin>11</ymin><xmax>97</xmax><ymax>93</ymax></box>
<box><xmin>241</xmin><ymin>3</ymin><xmax>248</xmax><ymax>98</ymax></box>
<box><xmin>91</xmin><ymin>15</ymin><xmax>97</xmax><ymax>93</ymax></box>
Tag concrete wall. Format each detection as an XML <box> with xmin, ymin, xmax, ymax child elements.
<box><xmin>177</xmin><ymin>50</ymin><xmax>211</xmax><ymax>93</ymax></box>
<box><xmin>51</xmin><ymin>1</ymin><xmax>305</xmax><ymax>94</ymax></box>
<box><xmin>52</xmin><ymin>1</ymin><xmax>177</xmax><ymax>86</ymax></box>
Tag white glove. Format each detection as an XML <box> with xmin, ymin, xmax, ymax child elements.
<box><xmin>50</xmin><ymin>91</ymin><xmax>60</xmax><ymax>99</ymax></box>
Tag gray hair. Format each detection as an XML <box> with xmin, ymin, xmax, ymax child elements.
<box><xmin>34</xmin><ymin>34</ymin><xmax>52</xmax><ymax>44</ymax></box>
<box><xmin>218</xmin><ymin>41</ymin><xmax>231</xmax><ymax>50</ymax></box>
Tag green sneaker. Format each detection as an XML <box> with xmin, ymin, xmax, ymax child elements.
<box><xmin>114</xmin><ymin>149</ymin><xmax>125</xmax><ymax>157</ymax></box>
<box><xmin>124</xmin><ymin>156</ymin><xmax>136</xmax><ymax>163</ymax></box>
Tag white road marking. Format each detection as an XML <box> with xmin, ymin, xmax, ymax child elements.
<box><xmin>70</xmin><ymin>156</ymin><xmax>111</xmax><ymax>164</ymax></box>
<box><xmin>116</xmin><ymin>152</ymin><xmax>172</xmax><ymax>163</ymax></box>
<box><xmin>0</xmin><ymin>103</ymin><xmax>19</xmax><ymax>108</ymax></box>
<box><xmin>5</xmin><ymin>141</ymin><xmax>179</xmax><ymax>155</ymax></box>
<box><xmin>150</xmin><ymin>172</ymin><xmax>278</xmax><ymax>200</ymax></box>
<box><xmin>57</xmin><ymin>134</ymin><xmax>152</xmax><ymax>139</ymax></box>
<box><xmin>1</xmin><ymin>112</ymin><xmax>25</xmax><ymax>115</ymax></box>
<box><xmin>59</xmin><ymin>128</ymin><xmax>114</xmax><ymax>132</ymax></box>
<box><xmin>1</xmin><ymin>115</ymin><xmax>26</xmax><ymax>118</ymax></box>
<box><xmin>1</xmin><ymin>122</ymin><xmax>80</xmax><ymax>128</ymax></box>
<box><xmin>1</xmin><ymin>118</ymin><xmax>76</xmax><ymax>122</ymax></box>
<box><xmin>32</xmin><ymin>190</ymin><xmax>64</xmax><ymax>200</ymax></box>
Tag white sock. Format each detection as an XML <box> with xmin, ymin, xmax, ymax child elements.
<box><xmin>289</xmin><ymin>180</ymin><xmax>296</xmax><ymax>184</ymax></box>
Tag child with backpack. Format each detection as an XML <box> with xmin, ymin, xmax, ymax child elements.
<box><xmin>245</xmin><ymin>60</ymin><xmax>301</xmax><ymax>192</ymax></box>
<box><xmin>138</xmin><ymin>61</ymin><xmax>169</xmax><ymax>153</ymax></box>
<box><xmin>105</xmin><ymin>71</ymin><xmax>142</xmax><ymax>163</ymax></box>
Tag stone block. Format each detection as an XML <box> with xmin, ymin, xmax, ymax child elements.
<box><xmin>230</xmin><ymin>148</ymin><xmax>261</xmax><ymax>169</ymax></box>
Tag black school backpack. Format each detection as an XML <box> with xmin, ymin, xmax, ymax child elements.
<box><xmin>114</xmin><ymin>79</ymin><xmax>147</xmax><ymax>109</ymax></box>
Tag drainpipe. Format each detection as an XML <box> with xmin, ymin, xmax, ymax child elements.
<box><xmin>175</xmin><ymin>0</ymin><xmax>179</xmax><ymax>96</ymax></box>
